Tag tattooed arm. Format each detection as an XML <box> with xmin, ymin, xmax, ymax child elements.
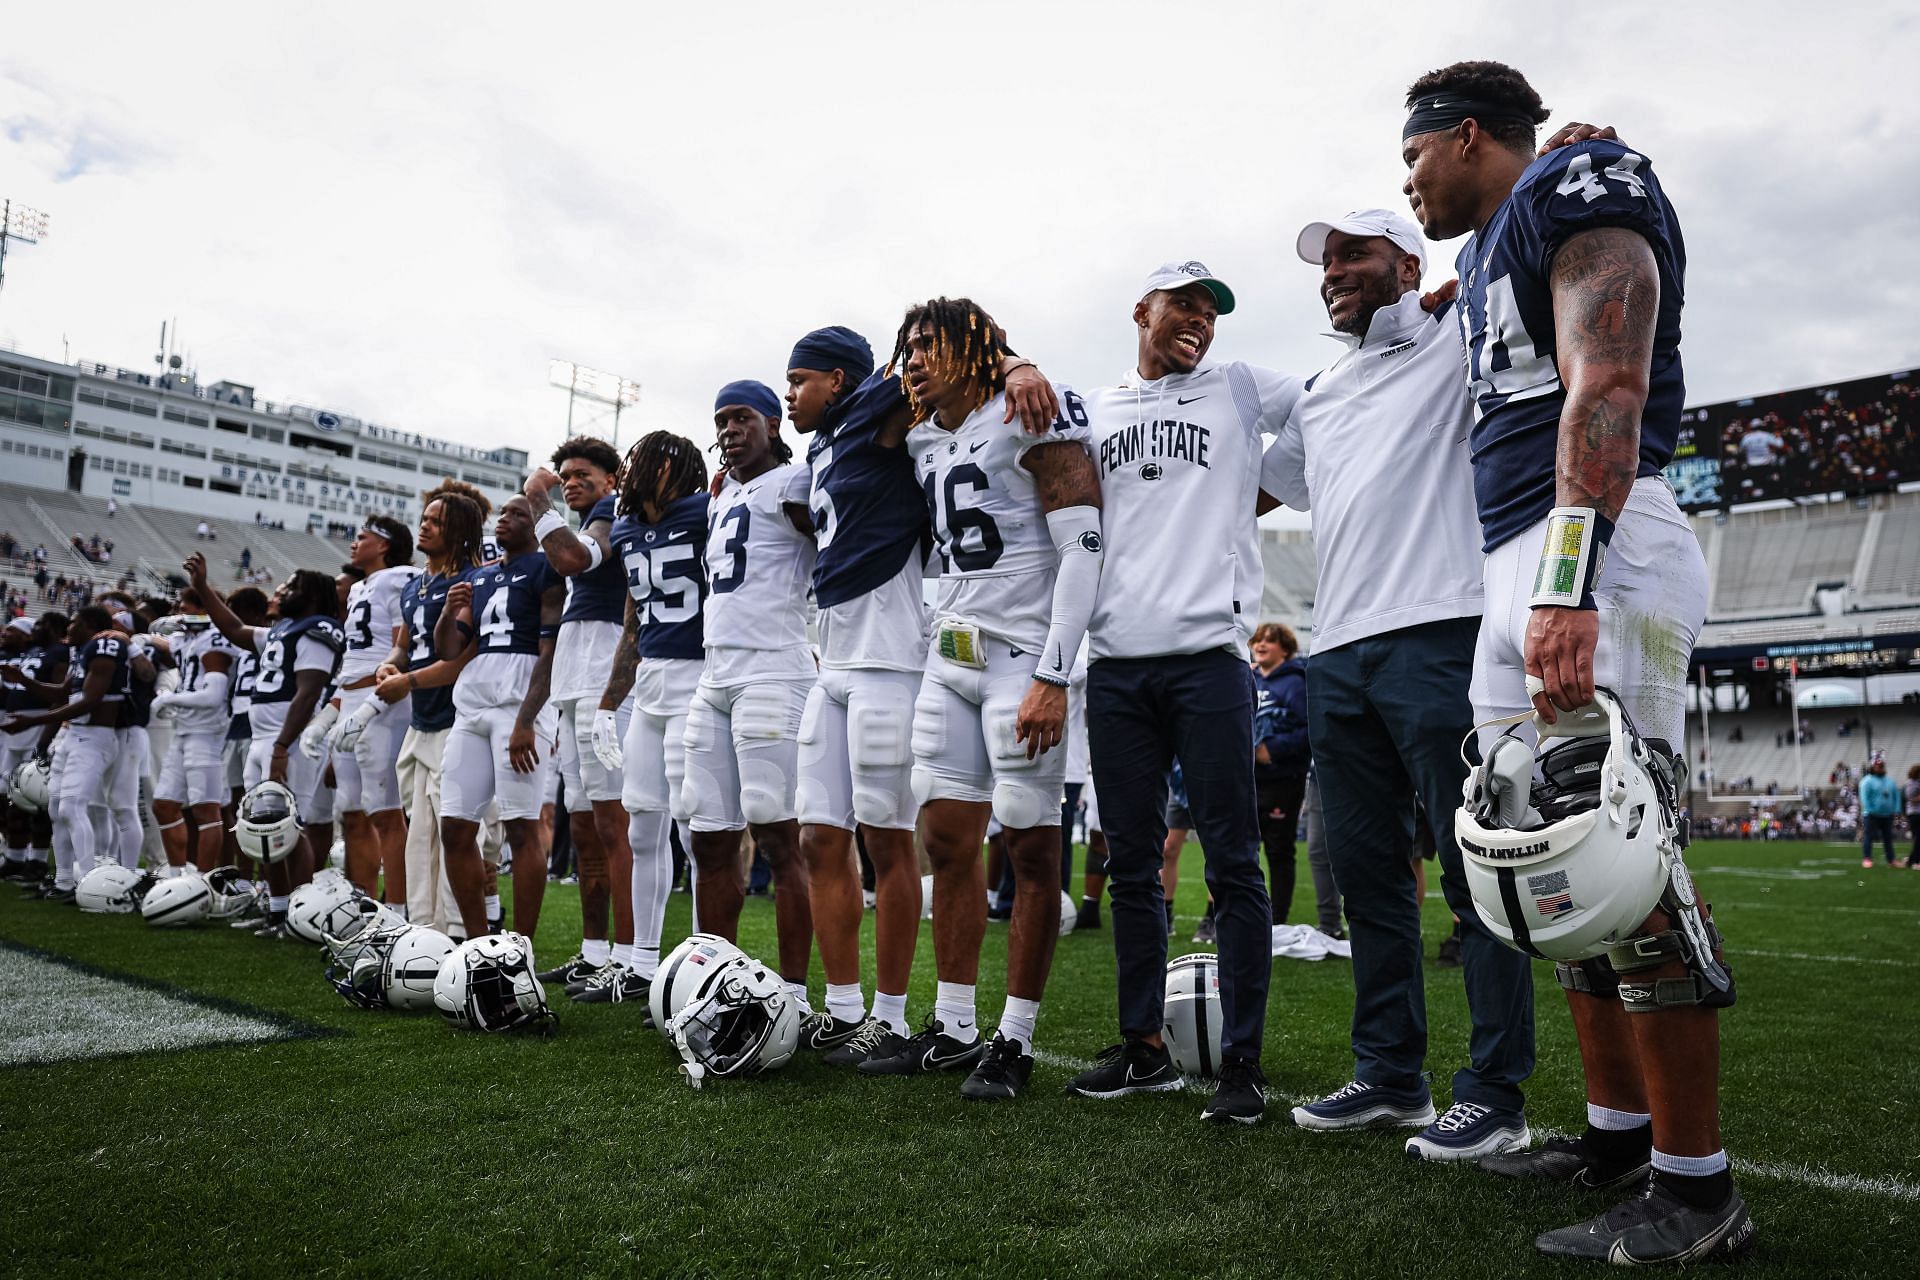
<box><xmin>599</xmin><ymin>595</ymin><xmax>640</xmax><ymax>713</ymax></box>
<box><xmin>1526</xmin><ymin>225</ymin><xmax>1661</xmax><ymax>719</ymax></box>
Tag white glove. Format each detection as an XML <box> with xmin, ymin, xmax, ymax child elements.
<box><xmin>590</xmin><ymin>708</ymin><xmax>624</xmax><ymax>772</ymax></box>
<box><xmin>331</xmin><ymin>699</ymin><xmax>378</xmax><ymax>753</ymax></box>
<box><xmin>299</xmin><ymin>701</ymin><xmax>341</xmax><ymax>759</ymax></box>
<box><xmin>150</xmin><ymin>692</ymin><xmax>179</xmax><ymax>721</ymax></box>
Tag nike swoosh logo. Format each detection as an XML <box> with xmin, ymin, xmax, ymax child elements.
<box><xmin>1176</xmin><ymin>395</ymin><xmax>1206</xmax><ymax>405</ymax></box>
<box><xmin>968</xmin><ymin>441</ymin><xmax>989</xmax><ymax>452</ymax></box>
<box><xmin>668</xmin><ymin>530</ymin><xmax>690</xmax><ymax>540</ymax></box>
<box><xmin>1052</xmin><ymin>654</ymin><xmax>1063</xmax><ymax>671</ymax></box>
<box><xmin>510</xmin><ymin>574</ymin><xmax>528</xmax><ymax>582</ymax></box>
<box><xmin>923</xmin><ymin>1042</ymin><xmax>978</xmax><ymax>1068</ymax></box>
<box><xmin>1124</xmin><ymin>1064</ymin><xmax>1160</xmax><ymax>1083</ymax></box>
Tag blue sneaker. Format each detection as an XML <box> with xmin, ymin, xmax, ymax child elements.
<box><xmin>1291</xmin><ymin>1079</ymin><xmax>1437</xmax><ymax>1131</ymax></box>
<box><xmin>1406</xmin><ymin>1101</ymin><xmax>1531</xmax><ymax>1161</ymax></box>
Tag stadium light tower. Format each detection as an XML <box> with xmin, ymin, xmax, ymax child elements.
<box><xmin>0</xmin><ymin>199</ymin><xmax>51</xmax><ymax>295</ymax></box>
<box><xmin>548</xmin><ymin>359</ymin><xmax>641</xmax><ymax>448</ymax></box>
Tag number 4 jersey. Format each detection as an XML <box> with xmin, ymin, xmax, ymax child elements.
<box><xmin>702</xmin><ymin>463</ymin><xmax>816</xmax><ymax>683</ymax></box>
<box><xmin>1457</xmin><ymin>138</ymin><xmax>1687</xmax><ymax>552</ymax></box>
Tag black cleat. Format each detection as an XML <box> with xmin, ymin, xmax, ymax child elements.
<box><xmin>41</xmin><ymin>885</ymin><xmax>77</xmax><ymax>905</ymax></box>
<box><xmin>960</xmin><ymin>1032</ymin><xmax>1034</xmax><ymax>1101</ymax></box>
<box><xmin>1191</xmin><ymin>914</ymin><xmax>1217</xmax><ymax>945</ymax></box>
<box><xmin>570</xmin><ymin>965</ymin><xmax>649</xmax><ymax>1005</ymax></box>
<box><xmin>801</xmin><ymin>1011</ymin><xmax>868</xmax><ymax>1053</ymax></box>
<box><xmin>986</xmin><ymin>899</ymin><xmax>1013</xmax><ymax>922</ymax></box>
<box><xmin>1065</xmin><ymin>1038</ymin><xmax>1184</xmax><ymax>1099</ymax></box>
<box><xmin>537</xmin><ymin>953</ymin><xmax>600</xmax><ymax>986</ymax></box>
<box><xmin>821</xmin><ymin>1018</ymin><xmax>898</xmax><ymax>1069</ymax></box>
<box><xmin>1074</xmin><ymin>899</ymin><xmax>1102</xmax><ymax>931</ymax></box>
<box><xmin>858</xmin><ymin>1016</ymin><xmax>984</xmax><ymax>1076</ymax></box>
<box><xmin>1200</xmin><ymin>1058</ymin><xmax>1269</xmax><ymax>1124</ymax></box>
<box><xmin>1436</xmin><ymin>934</ymin><xmax>1463</xmax><ymax>968</ymax></box>
<box><xmin>1535</xmin><ymin>1177</ymin><xmax>1756</xmax><ymax>1265</ymax></box>
<box><xmin>1481</xmin><ymin>1135</ymin><xmax>1651</xmax><ymax>1193</ymax></box>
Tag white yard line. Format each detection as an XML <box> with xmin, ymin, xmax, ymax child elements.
<box><xmin>1717</xmin><ymin>900</ymin><xmax>1920</xmax><ymax>916</ymax></box>
<box><xmin>1726</xmin><ymin>947</ymin><xmax>1915</xmax><ymax>968</ymax></box>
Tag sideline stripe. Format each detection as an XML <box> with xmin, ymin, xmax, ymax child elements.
<box><xmin>1718</xmin><ymin>901</ymin><xmax>1920</xmax><ymax>917</ymax></box>
<box><xmin>1726</xmin><ymin>947</ymin><xmax>1915</xmax><ymax>969</ymax></box>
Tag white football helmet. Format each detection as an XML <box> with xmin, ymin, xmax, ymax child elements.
<box><xmin>318</xmin><ymin>895</ymin><xmax>407</xmax><ymax>947</ymax></box>
<box><xmin>310</xmin><ymin>866</ymin><xmax>352</xmax><ymax>895</ymax></box>
<box><xmin>140</xmin><ymin>873</ymin><xmax>212</xmax><ymax>927</ymax></box>
<box><xmin>382</xmin><ymin>927</ymin><xmax>456</xmax><ymax>1011</ymax></box>
<box><xmin>203</xmin><ymin>866</ymin><xmax>260</xmax><ymax>920</ymax></box>
<box><xmin>661</xmin><ymin>953</ymin><xmax>800</xmax><ymax>1087</ymax></box>
<box><xmin>76</xmin><ymin>864</ymin><xmax>156</xmax><ymax>914</ymax></box>
<box><xmin>8</xmin><ymin>757</ymin><xmax>51</xmax><ymax>813</ymax></box>
<box><xmin>1455</xmin><ymin>687</ymin><xmax>1677</xmax><ymax>962</ymax></box>
<box><xmin>1058</xmin><ymin>889</ymin><xmax>1079</xmax><ymax>937</ymax></box>
<box><xmin>433</xmin><ymin>933</ymin><xmax>556</xmax><ymax>1034</ymax></box>
<box><xmin>232</xmin><ymin>781</ymin><xmax>301</xmax><ymax>864</ymax></box>
<box><xmin>649</xmin><ymin>933</ymin><xmax>747</xmax><ymax>1034</ymax></box>
<box><xmin>326</xmin><ymin>922</ymin><xmax>404</xmax><ymax>1009</ymax></box>
<box><xmin>285</xmin><ymin>877</ymin><xmax>363</xmax><ymax>944</ymax></box>
<box><xmin>1162</xmin><ymin>953</ymin><xmax>1223</xmax><ymax>1079</ymax></box>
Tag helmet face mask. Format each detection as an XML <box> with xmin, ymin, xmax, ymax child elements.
<box><xmin>233</xmin><ymin>781</ymin><xmax>303</xmax><ymax>865</ymax></box>
<box><xmin>661</xmin><ymin>955</ymin><xmax>799</xmax><ymax>1085</ymax></box>
<box><xmin>433</xmin><ymin>934</ymin><xmax>556</xmax><ymax>1035</ymax></box>
<box><xmin>8</xmin><ymin>758</ymin><xmax>51</xmax><ymax>813</ymax></box>
<box><xmin>76</xmin><ymin>865</ymin><xmax>157</xmax><ymax>913</ymax></box>
<box><xmin>285</xmin><ymin>878</ymin><xmax>362</xmax><ymax>944</ymax></box>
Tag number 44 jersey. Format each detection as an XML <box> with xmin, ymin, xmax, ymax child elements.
<box><xmin>908</xmin><ymin>385</ymin><xmax>1092</xmax><ymax>654</ymax></box>
<box><xmin>1457</xmin><ymin>138</ymin><xmax>1687</xmax><ymax>553</ymax></box>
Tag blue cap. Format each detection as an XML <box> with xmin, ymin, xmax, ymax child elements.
<box><xmin>788</xmin><ymin>326</ymin><xmax>874</xmax><ymax>385</ymax></box>
<box><xmin>714</xmin><ymin>379</ymin><xmax>781</xmax><ymax>422</ymax></box>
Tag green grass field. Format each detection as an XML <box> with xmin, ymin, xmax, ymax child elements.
<box><xmin>3</xmin><ymin>838</ymin><xmax>1916</xmax><ymax>1277</ymax></box>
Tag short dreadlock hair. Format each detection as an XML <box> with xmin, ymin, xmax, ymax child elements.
<box><xmin>421</xmin><ymin>476</ymin><xmax>492</xmax><ymax>520</ymax></box>
<box><xmin>1405</xmin><ymin>61</ymin><xmax>1550</xmax><ymax>153</ymax></box>
<box><xmin>887</xmin><ymin>297</ymin><xmax>1013</xmax><ymax>424</ymax></box>
<box><xmin>618</xmin><ymin>431</ymin><xmax>708</xmax><ymax>518</ymax></box>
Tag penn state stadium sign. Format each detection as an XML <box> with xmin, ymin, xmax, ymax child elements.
<box><xmin>313</xmin><ymin>411</ymin><xmax>342</xmax><ymax>432</ymax></box>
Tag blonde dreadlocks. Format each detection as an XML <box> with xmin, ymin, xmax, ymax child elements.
<box><xmin>887</xmin><ymin>297</ymin><xmax>1014</xmax><ymax>424</ymax></box>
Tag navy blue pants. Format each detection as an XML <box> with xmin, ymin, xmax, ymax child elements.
<box><xmin>1307</xmin><ymin>617</ymin><xmax>1535</xmax><ymax>1112</ymax></box>
<box><xmin>1088</xmin><ymin>650</ymin><xmax>1269</xmax><ymax>1062</ymax></box>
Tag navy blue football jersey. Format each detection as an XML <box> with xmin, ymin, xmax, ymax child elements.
<box><xmin>2</xmin><ymin>642</ymin><xmax>63</xmax><ymax>713</ymax></box>
<box><xmin>226</xmin><ymin>650</ymin><xmax>256</xmax><ymax>740</ymax></box>
<box><xmin>559</xmin><ymin>494</ymin><xmax>629</xmax><ymax>625</ymax></box>
<box><xmin>251</xmin><ymin>616</ymin><xmax>345</xmax><ymax>706</ymax></box>
<box><xmin>1456</xmin><ymin>139</ymin><xmax>1687</xmax><ymax>550</ymax></box>
<box><xmin>469</xmin><ymin>551</ymin><xmax>560</xmax><ymax>657</ymax></box>
<box><xmin>72</xmin><ymin>633</ymin><xmax>129</xmax><ymax>724</ymax></box>
<box><xmin>807</xmin><ymin>371</ymin><xmax>928</xmax><ymax>607</ymax></box>
<box><xmin>400</xmin><ymin>571</ymin><xmax>457</xmax><ymax>732</ymax></box>
<box><xmin>609</xmin><ymin>493</ymin><xmax>708</xmax><ymax>661</ymax></box>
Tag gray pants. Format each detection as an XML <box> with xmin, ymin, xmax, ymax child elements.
<box><xmin>1303</xmin><ymin>776</ymin><xmax>1343</xmax><ymax>936</ymax></box>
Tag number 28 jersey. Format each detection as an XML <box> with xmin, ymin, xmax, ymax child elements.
<box><xmin>908</xmin><ymin>385</ymin><xmax>1091</xmax><ymax>653</ymax></box>
<box><xmin>1457</xmin><ymin>139</ymin><xmax>1687</xmax><ymax>552</ymax></box>
<box><xmin>609</xmin><ymin>493</ymin><xmax>708</xmax><ymax>661</ymax></box>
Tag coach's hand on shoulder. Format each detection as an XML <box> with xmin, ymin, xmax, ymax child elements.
<box><xmin>1539</xmin><ymin>122</ymin><xmax>1618</xmax><ymax>156</ymax></box>
<box><xmin>1524</xmin><ymin>606</ymin><xmax>1599</xmax><ymax>724</ymax></box>
<box><xmin>1003</xmin><ymin>364</ymin><xmax>1061</xmax><ymax>436</ymax></box>
<box><xmin>1420</xmin><ymin>279</ymin><xmax>1458</xmax><ymax>313</ymax></box>
<box><xmin>1014</xmin><ymin>680</ymin><xmax>1067</xmax><ymax>759</ymax></box>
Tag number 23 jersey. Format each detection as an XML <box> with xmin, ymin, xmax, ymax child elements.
<box><xmin>1457</xmin><ymin>138</ymin><xmax>1686</xmax><ymax>552</ymax></box>
<box><xmin>908</xmin><ymin>384</ymin><xmax>1090</xmax><ymax>654</ymax></box>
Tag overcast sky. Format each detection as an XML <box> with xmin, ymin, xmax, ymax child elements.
<box><xmin>3</xmin><ymin>0</ymin><xmax>1915</xmax><ymax>531</ymax></box>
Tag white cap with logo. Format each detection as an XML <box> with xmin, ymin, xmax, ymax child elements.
<box><xmin>1295</xmin><ymin>208</ymin><xmax>1427</xmax><ymax>275</ymax></box>
<box><xmin>1140</xmin><ymin>261</ymin><xmax>1235</xmax><ymax>315</ymax></box>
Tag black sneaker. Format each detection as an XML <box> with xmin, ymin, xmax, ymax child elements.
<box><xmin>1535</xmin><ymin>1176</ymin><xmax>1757</xmax><ymax>1264</ymax></box>
<box><xmin>1074</xmin><ymin>899</ymin><xmax>1101</xmax><ymax>931</ymax></box>
<box><xmin>1436</xmin><ymin>934</ymin><xmax>1463</xmax><ymax>968</ymax></box>
<box><xmin>858</xmin><ymin>1016</ymin><xmax>985</xmax><ymax>1075</ymax></box>
<box><xmin>1481</xmin><ymin>1134</ymin><xmax>1651</xmax><ymax>1193</ymax></box>
<box><xmin>41</xmin><ymin>885</ymin><xmax>77</xmax><ymax>905</ymax></box>
<box><xmin>801</xmin><ymin>1011</ymin><xmax>868</xmax><ymax>1053</ymax></box>
<box><xmin>1200</xmin><ymin>1058</ymin><xmax>1269</xmax><ymax>1124</ymax></box>
<box><xmin>1065</xmin><ymin>1038</ymin><xmax>1183</xmax><ymax>1099</ymax></box>
<box><xmin>537</xmin><ymin>952</ymin><xmax>600</xmax><ymax>985</ymax></box>
<box><xmin>0</xmin><ymin>861</ymin><xmax>30</xmax><ymax>882</ymax></box>
<box><xmin>1191</xmin><ymin>914</ymin><xmax>1217</xmax><ymax>945</ymax></box>
<box><xmin>571</xmin><ymin>965</ymin><xmax>649</xmax><ymax>1005</ymax></box>
<box><xmin>563</xmin><ymin>965</ymin><xmax>612</xmax><ymax>996</ymax></box>
<box><xmin>960</xmin><ymin>1032</ymin><xmax>1034</xmax><ymax>1101</ymax></box>
<box><xmin>822</xmin><ymin>1017</ymin><xmax>898</xmax><ymax>1069</ymax></box>
<box><xmin>254</xmin><ymin>914</ymin><xmax>293</xmax><ymax>940</ymax></box>
<box><xmin>986</xmin><ymin>899</ymin><xmax>1013</xmax><ymax>923</ymax></box>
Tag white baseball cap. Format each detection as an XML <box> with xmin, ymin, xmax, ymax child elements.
<box><xmin>4</xmin><ymin>617</ymin><xmax>32</xmax><ymax>635</ymax></box>
<box><xmin>1296</xmin><ymin>208</ymin><xmax>1426</xmax><ymax>273</ymax></box>
<box><xmin>1140</xmin><ymin>261</ymin><xmax>1235</xmax><ymax>315</ymax></box>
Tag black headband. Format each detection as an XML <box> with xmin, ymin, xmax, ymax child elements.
<box><xmin>1403</xmin><ymin>93</ymin><xmax>1535</xmax><ymax>142</ymax></box>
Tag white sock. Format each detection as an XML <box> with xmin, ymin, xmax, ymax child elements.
<box><xmin>31</xmin><ymin>846</ymin><xmax>49</xmax><ymax>862</ymax></box>
<box><xmin>998</xmin><ymin>996</ymin><xmax>1041</xmax><ymax>1052</ymax></box>
<box><xmin>582</xmin><ymin>937</ymin><xmax>611</xmax><ymax>965</ymax></box>
<box><xmin>633</xmin><ymin>945</ymin><xmax>660</xmax><ymax>980</ymax></box>
<box><xmin>269</xmin><ymin>894</ymin><xmax>288</xmax><ymax>913</ymax></box>
<box><xmin>611</xmin><ymin>942</ymin><xmax>635</xmax><ymax>970</ymax></box>
<box><xmin>1651</xmin><ymin>1148</ymin><xmax>1729</xmax><ymax>1176</ymax></box>
<box><xmin>934</xmin><ymin>981</ymin><xmax>978</xmax><ymax>1043</ymax></box>
<box><xmin>785</xmin><ymin>981</ymin><xmax>812</xmax><ymax>1013</ymax></box>
<box><xmin>873</xmin><ymin>990</ymin><xmax>909</xmax><ymax>1035</ymax></box>
<box><xmin>388</xmin><ymin>902</ymin><xmax>409</xmax><ymax>921</ymax></box>
<box><xmin>826</xmin><ymin>982</ymin><xmax>865</xmax><ymax>1024</ymax></box>
<box><xmin>483</xmin><ymin>894</ymin><xmax>500</xmax><ymax>921</ymax></box>
<box><xmin>3</xmin><ymin>850</ymin><xmax>22</xmax><ymax>864</ymax></box>
<box><xmin>1588</xmin><ymin>1103</ymin><xmax>1652</xmax><ymax>1130</ymax></box>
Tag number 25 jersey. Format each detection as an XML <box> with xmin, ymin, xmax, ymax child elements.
<box><xmin>609</xmin><ymin>492</ymin><xmax>708</xmax><ymax>661</ymax></box>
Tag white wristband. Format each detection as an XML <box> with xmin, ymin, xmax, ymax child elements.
<box><xmin>534</xmin><ymin>510</ymin><xmax>569</xmax><ymax>543</ymax></box>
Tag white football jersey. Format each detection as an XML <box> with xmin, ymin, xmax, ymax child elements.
<box><xmin>908</xmin><ymin>386</ymin><xmax>1092</xmax><ymax>654</ymax></box>
<box><xmin>1083</xmin><ymin>361</ymin><xmax>1302</xmax><ymax>660</ymax></box>
<box><xmin>171</xmin><ymin>627</ymin><xmax>243</xmax><ymax>734</ymax></box>
<box><xmin>338</xmin><ymin>565</ymin><xmax>419</xmax><ymax>682</ymax></box>
<box><xmin>703</xmin><ymin>462</ymin><xmax>816</xmax><ymax>656</ymax></box>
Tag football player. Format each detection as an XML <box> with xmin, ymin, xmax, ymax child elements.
<box><xmin>1400</xmin><ymin>61</ymin><xmax>1749</xmax><ymax>1262</ymax></box>
<box><xmin>149</xmin><ymin>588</ymin><xmax>240</xmax><ymax>873</ymax></box>
<box><xmin>2</xmin><ymin>605</ymin><xmax>129</xmax><ymax>902</ymax></box>
<box><xmin>588</xmin><ymin>431</ymin><xmax>711</xmax><ymax>1004</ymax></box>
<box><xmin>218</xmin><ymin>589</ymin><xmax>268</xmax><ymax>902</ymax></box>
<box><xmin>859</xmin><ymin>298</ymin><xmax>1101</xmax><ymax>1100</ymax></box>
<box><xmin>0</xmin><ymin>613</ymin><xmax>66</xmax><ymax>885</ymax></box>
<box><xmin>316</xmin><ymin>517</ymin><xmax>418</xmax><ymax>908</ymax></box>
<box><xmin>383</xmin><ymin>484</ymin><xmax>490</xmax><ymax>933</ymax></box>
<box><xmin>787</xmin><ymin>326</ymin><xmax>1059</xmax><ymax>1062</ymax></box>
<box><xmin>186</xmin><ymin>554</ymin><xmax>344</xmax><ymax>937</ymax></box>
<box><xmin>435</xmin><ymin>495</ymin><xmax>563</xmax><ymax>943</ymax></box>
<box><xmin>522</xmin><ymin>438</ymin><xmax>629</xmax><ymax>985</ymax></box>
<box><xmin>1063</xmin><ymin>262</ymin><xmax>1302</xmax><ymax>1125</ymax></box>
<box><xmin>678</xmin><ymin>383</ymin><xmax>816</xmax><ymax>1002</ymax></box>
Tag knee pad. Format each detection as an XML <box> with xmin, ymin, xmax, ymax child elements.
<box><xmin>1552</xmin><ymin>956</ymin><xmax>1620</xmax><ymax>998</ymax></box>
<box><xmin>992</xmin><ymin>779</ymin><xmax>1058</xmax><ymax>832</ymax></box>
<box><xmin>909</xmin><ymin>765</ymin><xmax>938</xmax><ymax>810</ymax></box>
<box><xmin>739</xmin><ymin>777</ymin><xmax>786</xmax><ymax>828</ymax></box>
<box><xmin>1607</xmin><ymin>920</ymin><xmax>1737</xmax><ymax>1013</ymax></box>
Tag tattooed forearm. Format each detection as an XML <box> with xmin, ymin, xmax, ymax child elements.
<box><xmin>1025</xmin><ymin>441</ymin><xmax>1102</xmax><ymax>513</ymax></box>
<box><xmin>1550</xmin><ymin>226</ymin><xmax>1660</xmax><ymax>521</ymax></box>
<box><xmin>599</xmin><ymin>599</ymin><xmax>640</xmax><ymax>711</ymax></box>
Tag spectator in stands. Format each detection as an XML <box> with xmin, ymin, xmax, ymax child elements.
<box><xmin>240</xmin><ymin>547</ymin><xmax>252</xmax><ymax>573</ymax></box>
<box><xmin>1860</xmin><ymin>754</ymin><xmax>1899</xmax><ymax>868</ymax></box>
<box><xmin>105</xmin><ymin>497</ymin><xmax>117</xmax><ymax>518</ymax></box>
<box><xmin>32</xmin><ymin>544</ymin><xmax>46</xmax><ymax>564</ymax></box>
<box><xmin>0</xmin><ymin>531</ymin><xmax>15</xmax><ymax>561</ymax></box>
<box><xmin>33</xmin><ymin>565</ymin><xmax>48</xmax><ymax>598</ymax></box>
<box><xmin>1904</xmin><ymin>765</ymin><xmax>1920</xmax><ymax>870</ymax></box>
